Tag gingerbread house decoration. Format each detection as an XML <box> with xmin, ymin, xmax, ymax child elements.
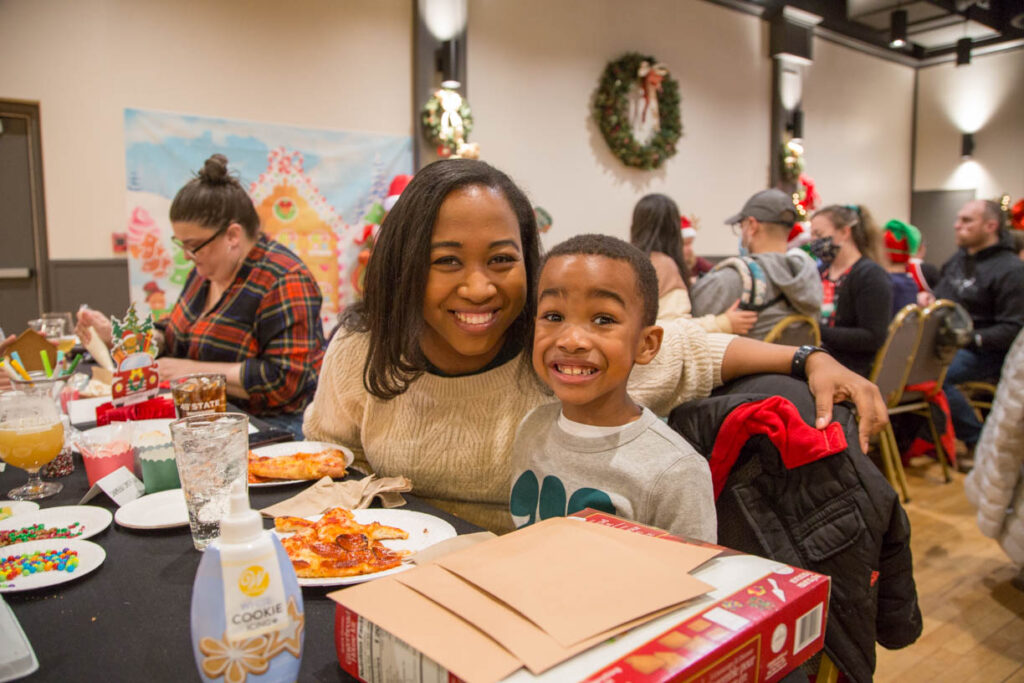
<box><xmin>249</xmin><ymin>148</ymin><xmax>345</xmax><ymax>328</ymax></box>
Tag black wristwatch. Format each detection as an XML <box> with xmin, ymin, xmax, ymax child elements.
<box><xmin>791</xmin><ymin>345</ymin><xmax>827</xmax><ymax>381</ymax></box>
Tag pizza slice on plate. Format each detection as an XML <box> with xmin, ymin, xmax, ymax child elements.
<box><xmin>248</xmin><ymin>448</ymin><xmax>348</xmax><ymax>483</ymax></box>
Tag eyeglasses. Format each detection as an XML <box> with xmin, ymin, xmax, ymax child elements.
<box><xmin>730</xmin><ymin>219</ymin><xmax>748</xmax><ymax>236</ymax></box>
<box><xmin>171</xmin><ymin>225</ymin><xmax>228</xmax><ymax>256</ymax></box>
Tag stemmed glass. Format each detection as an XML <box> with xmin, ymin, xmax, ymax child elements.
<box><xmin>0</xmin><ymin>390</ymin><xmax>65</xmax><ymax>500</ymax></box>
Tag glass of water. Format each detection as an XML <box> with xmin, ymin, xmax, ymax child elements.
<box><xmin>169</xmin><ymin>412</ymin><xmax>249</xmax><ymax>550</ymax></box>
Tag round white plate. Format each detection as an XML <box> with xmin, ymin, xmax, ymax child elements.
<box><xmin>0</xmin><ymin>505</ymin><xmax>112</xmax><ymax>547</ymax></box>
<box><xmin>249</xmin><ymin>441</ymin><xmax>355</xmax><ymax>488</ymax></box>
<box><xmin>0</xmin><ymin>538</ymin><xmax>106</xmax><ymax>593</ymax></box>
<box><xmin>114</xmin><ymin>489</ymin><xmax>189</xmax><ymax>530</ymax></box>
<box><xmin>0</xmin><ymin>501</ymin><xmax>41</xmax><ymax>520</ymax></box>
<box><xmin>274</xmin><ymin>508</ymin><xmax>457</xmax><ymax>588</ymax></box>
<box><xmin>80</xmin><ymin>418</ymin><xmax>174</xmax><ymax>444</ymax></box>
<box><xmin>80</xmin><ymin>417</ymin><xmax>258</xmax><ymax>444</ymax></box>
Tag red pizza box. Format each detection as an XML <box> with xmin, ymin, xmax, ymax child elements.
<box><xmin>331</xmin><ymin>510</ymin><xmax>830</xmax><ymax>683</ymax></box>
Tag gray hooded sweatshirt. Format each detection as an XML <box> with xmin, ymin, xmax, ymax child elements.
<box><xmin>690</xmin><ymin>249</ymin><xmax>823</xmax><ymax>340</ymax></box>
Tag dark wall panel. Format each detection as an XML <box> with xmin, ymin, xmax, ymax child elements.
<box><xmin>49</xmin><ymin>259</ymin><xmax>130</xmax><ymax>317</ymax></box>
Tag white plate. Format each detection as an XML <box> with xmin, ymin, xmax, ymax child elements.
<box><xmin>114</xmin><ymin>489</ymin><xmax>189</xmax><ymax>530</ymax></box>
<box><xmin>0</xmin><ymin>506</ymin><xmax>112</xmax><ymax>547</ymax></box>
<box><xmin>81</xmin><ymin>417</ymin><xmax>258</xmax><ymax>444</ymax></box>
<box><xmin>249</xmin><ymin>441</ymin><xmax>356</xmax><ymax>488</ymax></box>
<box><xmin>274</xmin><ymin>508</ymin><xmax>457</xmax><ymax>588</ymax></box>
<box><xmin>0</xmin><ymin>539</ymin><xmax>106</xmax><ymax>593</ymax></box>
<box><xmin>0</xmin><ymin>502</ymin><xmax>40</xmax><ymax>521</ymax></box>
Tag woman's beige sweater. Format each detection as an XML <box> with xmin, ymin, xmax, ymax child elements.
<box><xmin>303</xmin><ymin>319</ymin><xmax>733</xmax><ymax>533</ymax></box>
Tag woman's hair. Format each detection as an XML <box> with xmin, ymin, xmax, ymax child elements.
<box><xmin>169</xmin><ymin>154</ymin><xmax>260</xmax><ymax>238</ymax></box>
<box><xmin>812</xmin><ymin>204</ymin><xmax>882</xmax><ymax>263</ymax></box>
<box><xmin>629</xmin><ymin>193</ymin><xmax>690</xmax><ymax>287</ymax></box>
<box><xmin>342</xmin><ymin>159</ymin><xmax>541</xmax><ymax>400</ymax></box>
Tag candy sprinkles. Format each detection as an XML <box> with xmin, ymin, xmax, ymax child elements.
<box><xmin>0</xmin><ymin>522</ymin><xmax>84</xmax><ymax>548</ymax></box>
<box><xmin>0</xmin><ymin>548</ymin><xmax>80</xmax><ymax>587</ymax></box>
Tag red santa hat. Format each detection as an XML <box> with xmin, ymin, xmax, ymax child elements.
<box><xmin>680</xmin><ymin>216</ymin><xmax>697</xmax><ymax>240</ymax></box>
<box><xmin>383</xmin><ymin>174</ymin><xmax>413</xmax><ymax>212</ymax></box>
<box><xmin>143</xmin><ymin>281</ymin><xmax>164</xmax><ymax>296</ymax></box>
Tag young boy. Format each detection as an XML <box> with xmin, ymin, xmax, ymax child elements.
<box><xmin>509</xmin><ymin>234</ymin><xmax>717</xmax><ymax>542</ymax></box>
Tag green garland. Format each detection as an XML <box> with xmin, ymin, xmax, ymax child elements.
<box><xmin>593</xmin><ymin>53</ymin><xmax>682</xmax><ymax>170</ymax></box>
<box><xmin>421</xmin><ymin>88</ymin><xmax>474</xmax><ymax>156</ymax></box>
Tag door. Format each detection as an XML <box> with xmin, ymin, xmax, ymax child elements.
<box><xmin>0</xmin><ymin>101</ymin><xmax>48</xmax><ymax>335</ymax></box>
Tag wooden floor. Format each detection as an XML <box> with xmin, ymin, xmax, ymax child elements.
<box><xmin>873</xmin><ymin>460</ymin><xmax>1024</xmax><ymax>683</ymax></box>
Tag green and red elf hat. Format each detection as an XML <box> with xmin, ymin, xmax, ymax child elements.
<box><xmin>883</xmin><ymin>219</ymin><xmax>921</xmax><ymax>263</ymax></box>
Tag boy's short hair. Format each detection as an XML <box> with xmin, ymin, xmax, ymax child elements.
<box><xmin>544</xmin><ymin>234</ymin><xmax>659</xmax><ymax>325</ymax></box>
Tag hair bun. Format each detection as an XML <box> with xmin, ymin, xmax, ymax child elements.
<box><xmin>198</xmin><ymin>154</ymin><xmax>231</xmax><ymax>185</ymax></box>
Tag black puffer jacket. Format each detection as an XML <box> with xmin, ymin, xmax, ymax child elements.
<box><xmin>669</xmin><ymin>375</ymin><xmax>921</xmax><ymax>683</ymax></box>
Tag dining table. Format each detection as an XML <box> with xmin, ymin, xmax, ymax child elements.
<box><xmin>1</xmin><ymin>412</ymin><xmax>481</xmax><ymax>682</ymax></box>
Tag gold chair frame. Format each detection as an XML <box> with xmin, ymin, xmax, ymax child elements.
<box><xmin>868</xmin><ymin>304</ymin><xmax>924</xmax><ymax>502</ymax></box>
<box><xmin>763</xmin><ymin>314</ymin><xmax>822</xmax><ymax>346</ymax></box>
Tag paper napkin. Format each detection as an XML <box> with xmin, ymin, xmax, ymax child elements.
<box><xmin>259</xmin><ymin>475</ymin><xmax>412</xmax><ymax>518</ymax></box>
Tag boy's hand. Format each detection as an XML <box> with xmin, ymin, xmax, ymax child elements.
<box><xmin>805</xmin><ymin>351</ymin><xmax>888</xmax><ymax>454</ymax></box>
<box><xmin>724</xmin><ymin>300</ymin><xmax>757</xmax><ymax>335</ymax></box>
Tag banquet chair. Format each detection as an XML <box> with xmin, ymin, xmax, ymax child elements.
<box><xmin>958</xmin><ymin>380</ymin><xmax>997</xmax><ymax>423</ymax></box>
<box><xmin>868</xmin><ymin>304</ymin><xmax>925</xmax><ymax>502</ymax></box>
<box><xmin>762</xmin><ymin>314</ymin><xmax>821</xmax><ymax>346</ymax></box>
<box><xmin>888</xmin><ymin>300</ymin><xmax>963</xmax><ymax>483</ymax></box>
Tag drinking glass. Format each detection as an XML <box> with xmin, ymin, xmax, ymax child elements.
<box><xmin>170</xmin><ymin>412</ymin><xmax>249</xmax><ymax>550</ymax></box>
<box><xmin>170</xmin><ymin>373</ymin><xmax>228</xmax><ymax>418</ymax></box>
<box><xmin>0</xmin><ymin>391</ymin><xmax>65</xmax><ymax>500</ymax></box>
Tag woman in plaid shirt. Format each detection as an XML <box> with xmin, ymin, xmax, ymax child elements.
<box><xmin>77</xmin><ymin>155</ymin><xmax>324</xmax><ymax>437</ymax></box>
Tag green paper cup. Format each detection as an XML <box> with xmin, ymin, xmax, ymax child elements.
<box><xmin>135</xmin><ymin>436</ymin><xmax>180</xmax><ymax>494</ymax></box>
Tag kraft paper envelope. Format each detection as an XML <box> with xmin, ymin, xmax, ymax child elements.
<box><xmin>396</xmin><ymin>564</ymin><xmax>694</xmax><ymax>675</ymax></box>
<box><xmin>329</xmin><ymin>577</ymin><xmax>521</xmax><ymax>683</ymax></box>
<box><xmin>437</xmin><ymin>517</ymin><xmax>716</xmax><ymax>648</ymax></box>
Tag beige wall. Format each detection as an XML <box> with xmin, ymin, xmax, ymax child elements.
<box><xmin>467</xmin><ymin>0</ymin><xmax>772</xmax><ymax>256</ymax></box>
<box><xmin>802</xmin><ymin>37</ymin><xmax>915</xmax><ymax>225</ymax></box>
<box><xmin>0</xmin><ymin>0</ymin><xmax>412</xmax><ymax>259</ymax></box>
<box><xmin>914</xmin><ymin>48</ymin><xmax>1024</xmax><ymax>201</ymax></box>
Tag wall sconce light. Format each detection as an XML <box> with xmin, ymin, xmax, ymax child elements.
<box><xmin>436</xmin><ymin>38</ymin><xmax>461</xmax><ymax>88</ymax></box>
<box><xmin>956</xmin><ymin>37</ymin><xmax>972</xmax><ymax>66</ymax></box>
<box><xmin>787</xmin><ymin>108</ymin><xmax>804</xmax><ymax>139</ymax></box>
<box><xmin>961</xmin><ymin>132</ymin><xmax>975</xmax><ymax>158</ymax></box>
<box><xmin>889</xmin><ymin>9</ymin><xmax>908</xmax><ymax>48</ymax></box>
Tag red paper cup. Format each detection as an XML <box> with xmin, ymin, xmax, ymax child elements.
<box><xmin>80</xmin><ymin>439</ymin><xmax>136</xmax><ymax>487</ymax></box>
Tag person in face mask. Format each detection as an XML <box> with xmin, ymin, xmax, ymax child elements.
<box><xmin>691</xmin><ymin>189</ymin><xmax>822</xmax><ymax>340</ymax></box>
<box><xmin>810</xmin><ymin>204</ymin><xmax>892</xmax><ymax>377</ymax></box>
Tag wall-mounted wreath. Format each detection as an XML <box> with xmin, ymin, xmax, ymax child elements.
<box><xmin>593</xmin><ymin>53</ymin><xmax>682</xmax><ymax>170</ymax></box>
<box><xmin>421</xmin><ymin>87</ymin><xmax>479</xmax><ymax>159</ymax></box>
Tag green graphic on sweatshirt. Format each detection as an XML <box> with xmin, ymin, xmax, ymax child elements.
<box><xmin>510</xmin><ymin>471</ymin><xmax>615</xmax><ymax>526</ymax></box>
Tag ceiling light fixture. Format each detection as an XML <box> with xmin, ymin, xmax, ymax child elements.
<box><xmin>890</xmin><ymin>9</ymin><xmax>908</xmax><ymax>48</ymax></box>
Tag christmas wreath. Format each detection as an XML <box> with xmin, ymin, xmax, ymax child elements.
<box><xmin>593</xmin><ymin>53</ymin><xmax>682</xmax><ymax>170</ymax></box>
<box><xmin>421</xmin><ymin>87</ymin><xmax>478</xmax><ymax>158</ymax></box>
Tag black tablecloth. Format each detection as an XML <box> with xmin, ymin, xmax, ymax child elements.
<box><xmin>2</xmin><ymin>451</ymin><xmax>481</xmax><ymax>681</ymax></box>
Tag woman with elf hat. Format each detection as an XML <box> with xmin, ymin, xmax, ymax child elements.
<box><xmin>881</xmin><ymin>219</ymin><xmax>924</xmax><ymax>316</ymax></box>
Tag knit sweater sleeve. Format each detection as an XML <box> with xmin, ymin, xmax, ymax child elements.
<box><xmin>301</xmin><ymin>330</ymin><xmax>370</xmax><ymax>471</ymax></box>
<box><xmin>820</xmin><ymin>259</ymin><xmax>892</xmax><ymax>355</ymax></box>
<box><xmin>629</xmin><ymin>319</ymin><xmax>734</xmax><ymax>416</ymax></box>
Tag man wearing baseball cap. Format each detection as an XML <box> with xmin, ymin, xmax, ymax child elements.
<box><xmin>691</xmin><ymin>189</ymin><xmax>822</xmax><ymax>340</ymax></box>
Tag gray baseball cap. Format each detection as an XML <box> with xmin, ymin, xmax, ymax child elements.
<box><xmin>724</xmin><ymin>189</ymin><xmax>798</xmax><ymax>225</ymax></box>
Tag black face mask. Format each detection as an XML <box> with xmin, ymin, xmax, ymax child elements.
<box><xmin>809</xmin><ymin>236</ymin><xmax>840</xmax><ymax>265</ymax></box>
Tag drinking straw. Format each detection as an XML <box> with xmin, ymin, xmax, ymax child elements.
<box><xmin>1</xmin><ymin>360</ymin><xmax>19</xmax><ymax>381</ymax></box>
<box><xmin>10</xmin><ymin>351</ymin><xmax>24</xmax><ymax>368</ymax></box>
<box><xmin>64</xmin><ymin>354</ymin><xmax>82</xmax><ymax>376</ymax></box>
<box><xmin>56</xmin><ymin>349</ymin><xmax>65</xmax><ymax>373</ymax></box>
<box><xmin>40</xmin><ymin>350</ymin><xmax>53</xmax><ymax>378</ymax></box>
<box><xmin>9</xmin><ymin>358</ymin><xmax>31</xmax><ymax>381</ymax></box>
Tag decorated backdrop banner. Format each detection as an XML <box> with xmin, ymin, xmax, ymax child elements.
<box><xmin>124</xmin><ymin>108</ymin><xmax>412</xmax><ymax>331</ymax></box>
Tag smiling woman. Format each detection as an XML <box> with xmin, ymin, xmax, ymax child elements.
<box><xmin>303</xmin><ymin>159</ymin><xmax>890</xmax><ymax>533</ymax></box>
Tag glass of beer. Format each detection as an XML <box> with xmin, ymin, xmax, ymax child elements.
<box><xmin>0</xmin><ymin>391</ymin><xmax>65</xmax><ymax>500</ymax></box>
<box><xmin>171</xmin><ymin>374</ymin><xmax>228</xmax><ymax>418</ymax></box>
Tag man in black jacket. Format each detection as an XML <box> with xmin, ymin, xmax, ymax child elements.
<box><xmin>930</xmin><ymin>199</ymin><xmax>1024</xmax><ymax>459</ymax></box>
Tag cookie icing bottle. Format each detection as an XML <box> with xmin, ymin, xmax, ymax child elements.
<box><xmin>191</xmin><ymin>481</ymin><xmax>304</xmax><ymax>682</ymax></box>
